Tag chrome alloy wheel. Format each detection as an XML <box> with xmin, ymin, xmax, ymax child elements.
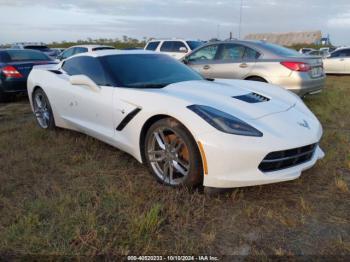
<box><xmin>33</xmin><ymin>92</ymin><xmax>50</xmax><ymax>129</ymax></box>
<box><xmin>147</xmin><ymin>127</ymin><xmax>190</xmax><ymax>185</ymax></box>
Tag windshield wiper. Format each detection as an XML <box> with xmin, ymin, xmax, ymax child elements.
<box><xmin>127</xmin><ymin>83</ymin><xmax>171</xmax><ymax>89</ymax></box>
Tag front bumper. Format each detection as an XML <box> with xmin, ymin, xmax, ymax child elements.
<box><xmin>202</xmin><ymin>145</ymin><xmax>324</xmax><ymax>188</ymax></box>
<box><xmin>198</xmin><ymin>108</ymin><xmax>324</xmax><ymax>188</ymax></box>
<box><xmin>0</xmin><ymin>79</ymin><xmax>27</xmax><ymax>94</ymax></box>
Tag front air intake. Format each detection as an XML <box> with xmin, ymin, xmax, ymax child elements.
<box><xmin>233</xmin><ymin>92</ymin><xmax>270</xmax><ymax>103</ymax></box>
<box><xmin>258</xmin><ymin>144</ymin><xmax>317</xmax><ymax>172</ymax></box>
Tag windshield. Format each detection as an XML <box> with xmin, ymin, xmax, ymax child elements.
<box><xmin>100</xmin><ymin>54</ymin><xmax>203</xmax><ymax>88</ymax></box>
<box><xmin>259</xmin><ymin>42</ymin><xmax>304</xmax><ymax>57</ymax></box>
<box><xmin>186</xmin><ymin>41</ymin><xmax>204</xmax><ymax>50</ymax></box>
<box><xmin>2</xmin><ymin>50</ymin><xmax>51</xmax><ymax>62</ymax></box>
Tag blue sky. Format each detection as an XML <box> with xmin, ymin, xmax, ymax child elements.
<box><xmin>0</xmin><ymin>0</ymin><xmax>349</xmax><ymax>45</ymax></box>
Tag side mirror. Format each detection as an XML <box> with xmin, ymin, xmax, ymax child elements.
<box><xmin>182</xmin><ymin>57</ymin><xmax>189</xmax><ymax>64</ymax></box>
<box><xmin>179</xmin><ymin>47</ymin><xmax>188</xmax><ymax>53</ymax></box>
<box><xmin>69</xmin><ymin>75</ymin><xmax>100</xmax><ymax>91</ymax></box>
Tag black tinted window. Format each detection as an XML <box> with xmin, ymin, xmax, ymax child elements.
<box><xmin>243</xmin><ymin>47</ymin><xmax>260</xmax><ymax>60</ymax></box>
<box><xmin>24</xmin><ymin>45</ymin><xmax>50</xmax><ymax>51</ymax></box>
<box><xmin>160</xmin><ymin>41</ymin><xmax>186</xmax><ymax>52</ymax></box>
<box><xmin>186</xmin><ymin>41</ymin><xmax>204</xmax><ymax>50</ymax></box>
<box><xmin>172</xmin><ymin>41</ymin><xmax>187</xmax><ymax>52</ymax></box>
<box><xmin>74</xmin><ymin>47</ymin><xmax>88</xmax><ymax>54</ymax></box>
<box><xmin>160</xmin><ymin>41</ymin><xmax>173</xmax><ymax>52</ymax></box>
<box><xmin>331</xmin><ymin>49</ymin><xmax>350</xmax><ymax>58</ymax></box>
<box><xmin>2</xmin><ymin>50</ymin><xmax>50</xmax><ymax>62</ymax></box>
<box><xmin>61</xmin><ymin>48</ymin><xmax>75</xmax><ymax>59</ymax></box>
<box><xmin>100</xmin><ymin>54</ymin><xmax>203</xmax><ymax>88</ymax></box>
<box><xmin>188</xmin><ymin>45</ymin><xmax>219</xmax><ymax>62</ymax></box>
<box><xmin>92</xmin><ymin>47</ymin><xmax>115</xmax><ymax>51</ymax></box>
<box><xmin>0</xmin><ymin>52</ymin><xmax>11</xmax><ymax>62</ymax></box>
<box><xmin>330</xmin><ymin>51</ymin><xmax>340</xmax><ymax>57</ymax></box>
<box><xmin>62</xmin><ymin>56</ymin><xmax>107</xmax><ymax>85</ymax></box>
<box><xmin>218</xmin><ymin>44</ymin><xmax>245</xmax><ymax>61</ymax></box>
<box><xmin>146</xmin><ymin>42</ymin><xmax>160</xmax><ymax>51</ymax></box>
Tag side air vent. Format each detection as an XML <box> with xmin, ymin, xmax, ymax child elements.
<box><xmin>233</xmin><ymin>92</ymin><xmax>270</xmax><ymax>103</ymax></box>
<box><xmin>116</xmin><ymin>108</ymin><xmax>141</xmax><ymax>131</ymax></box>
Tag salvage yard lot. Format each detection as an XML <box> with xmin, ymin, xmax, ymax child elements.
<box><xmin>0</xmin><ymin>76</ymin><xmax>349</xmax><ymax>257</ymax></box>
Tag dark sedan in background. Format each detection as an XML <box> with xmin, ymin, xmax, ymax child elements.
<box><xmin>11</xmin><ymin>43</ymin><xmax>58</xmax><ymax>58</ymax></box>
<box><xmin>0</xmin><ymin>49</ymin><xmax>56</xmax><ymax>102</ymax></box>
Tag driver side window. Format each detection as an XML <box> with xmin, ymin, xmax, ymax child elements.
<box><xmin>330</xmin><ymin>50</ymin><xmax>348</xmax><ymax>58</ymax></box>
<box><xmin>62</xmin><ymin>57</ymin><xmax>108</xmax><ymax>86</ymax></box>
<box><xmin>218</xmin><ymin>44</ymin><xmax>245</xmax><ymax>61</ymax></box>
<box><xmin>188</xmin><ymin>45</ymin><xmax>219</xmax><ymax>62</ymax></box>
<box><xmin>74</xmin><ymin>47</ymin><xmax>88</xmax><ymax>55</ymax></box>
<box><xmin>61</xmin><ymin>48</ymin><xmax>75</xmax><ymax>59</ymax></box>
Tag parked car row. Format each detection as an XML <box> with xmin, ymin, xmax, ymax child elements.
<box><xmin>299</xmin><ymin>45</ymin><xmax>350</xmax><ymax>74</ymax></box>
<box><xmin>299</xmin><ymin>47</ymin><xmax>336</xmax><ymax>56</ymax></box>
<box><xmin>2</xmin><ymin>39</ymin><xmax>350</xmax><ymax>104</ymax></box>
<box><xmin>145</xmin><ymin>39</ymin><xmax>204</xmax><ymax>59</ymax></box>
<box><xmin>11</xmin><ymin>42</ymin><xmax>58</xmax><ymax>58</ymax></box>
<box><xmin>146</xmin><ymin>39</ymin><xmax>326</xmax><ymax>97</ymax></box>
<box><xmin>0</xmin><ymin>49</ymin><xmax>56</xmax><ymax>101</ymax></box>
<box><xmin>0</xmin><ymin>45</ymin><xmax>119</xmax><ymax>101</ymax></box>
<box><xmin>56</xmin><ymin>45</ymin><xmax>115</xmax><ymax>61</ymax></box>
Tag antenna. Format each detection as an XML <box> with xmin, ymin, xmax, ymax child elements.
<box><xmin>217</xmin><ymin>24</ymin><xmax>221</xmax><ymax>39</ymax></box>
<box><xmin>238</xmin><ymin>0</ymin><xmax>243</xmax><ymax>39</ymax></box>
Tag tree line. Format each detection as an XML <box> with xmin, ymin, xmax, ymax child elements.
<box><xmin>0</xmin><ymin>36</ymin><xmax>148</xmax><ymax>49</ymax></box>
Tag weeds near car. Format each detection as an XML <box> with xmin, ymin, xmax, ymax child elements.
<box><xmin>0</xmin><ymin>77</ymin><xmax>349</xmax><ymax>257</ymax></box>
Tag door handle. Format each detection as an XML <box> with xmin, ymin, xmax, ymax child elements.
<box><xmin>203</xmin><ymin>65</ymin><xmax>210</xmax><ymax>70</ymax></box>
<box><xmin>239</xmin><ymin>63</ymin><xmax>248</xmax><ymax>68</ymax></box>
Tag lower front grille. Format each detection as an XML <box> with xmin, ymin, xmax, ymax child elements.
<box><xmin>259</xmin><ymin>144</ymin><xmax>317</xmax><ymax>172</ymax></box>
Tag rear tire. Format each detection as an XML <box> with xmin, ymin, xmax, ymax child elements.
<box><xmin>246</xmin><ymin>76</ymin><xmax>267</xmax><ymax>83</ymax></box>
<box><xmin>144</xmin><ymin>118</ymin><xmax>203</xmax><ymax>188</ymax></box>
<box><xmin>32</xmin><ymin>88</ymin><xmax>56</xmax><ymax>130</ymax></box>
<box><xmin>0</xmin><ymin>91</ymin><xmax>12</xmax><ymax>103</ymax></box>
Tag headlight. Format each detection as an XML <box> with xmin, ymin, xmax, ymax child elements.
<box><xmin>187</xmin><ymin>105</ymin><xmax>263</xmax><ymax>137</ymax></box>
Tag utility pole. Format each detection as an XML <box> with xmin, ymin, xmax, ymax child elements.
<box><xmin>217</xmin><ymin>24</ymin><xmax>221</xmax><ymax>40</ymax></box>
<box><xmin>238</xmin><ymin>0</ymin><xmax>243</xmax><ymax>39</ymax></box>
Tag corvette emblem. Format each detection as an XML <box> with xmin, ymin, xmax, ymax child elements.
<box><xmin>298</xmin><ymin>120</ymin><xmax>310</xmax><ymax>129</ymax></box>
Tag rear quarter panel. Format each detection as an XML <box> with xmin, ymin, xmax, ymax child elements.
<box><xmin>27</xmin><ymin>68</ymin><xmax>73</xmax><ymax>129</ymax></box>
<box><xmin>247</xmin><ymin>60</ymin><xmax>292</xmax><ymax>82</ymax></box>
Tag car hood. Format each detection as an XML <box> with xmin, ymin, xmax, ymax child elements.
<box><xmin>161</xmin><ymin>79</ymin><xmax>298</xmax><ymax>120</ymax></box>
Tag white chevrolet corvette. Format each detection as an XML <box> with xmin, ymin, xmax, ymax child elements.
<box><xmin>27</xmin><ymin>50</ymin><xmax>324</xmax><ymax>188</ymax></box>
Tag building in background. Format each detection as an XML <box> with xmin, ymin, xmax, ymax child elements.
<box><xmin>244</xmin><ymin>31</ymin><xmax>331</xmax><ymax>46</ymax></box>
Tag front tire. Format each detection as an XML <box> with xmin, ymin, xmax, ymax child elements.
<box><xmin>144</xmin><ymin>118</ymin><xmax>203</xmax><ymax>187</ymax></box>
<box><xmin>32</xmin><ymin>88</ymin><xmax>56</xmax><ymax>130</ymax></box>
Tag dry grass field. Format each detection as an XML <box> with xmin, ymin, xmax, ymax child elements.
<box><xmin>0</xmin><ymin>76</ymin><xmax>349</xmax><ymax>258</ymax></box>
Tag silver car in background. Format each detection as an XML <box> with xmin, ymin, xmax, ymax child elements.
<box><xmin>323</xmin><ymin>47</ymin><xmax>350</xmax><ymax>74</ymax></box>
<box><xmin>183</xmin><ymin>40</ymin><xmax>326</xmax><ymax>96</ymax></box>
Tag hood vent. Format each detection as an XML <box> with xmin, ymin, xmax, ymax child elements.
<box><xmin>233</xmin><ymin>92</ymin><xmax>270</xmax><ymax>103</ymax></box>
